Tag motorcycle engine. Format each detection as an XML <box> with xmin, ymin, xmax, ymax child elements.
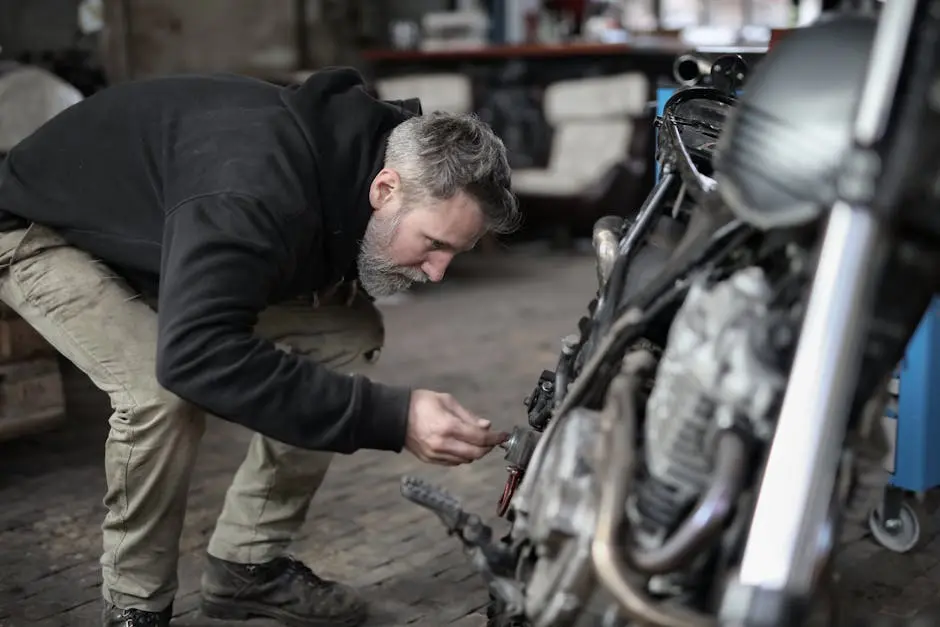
<box><xmin>631</xmin><ymin>267</ymin><xmax>786</xmax><ymax>549</ymax></box>
<box><xmin>512</xmin><ymin>405</ymin><xmax>608</xmax><ymax>626</ymax></box>
<box><xmin>499</xmin><ymin>266</ymin><xmax>791</xmax><ymax>625</ymax></box>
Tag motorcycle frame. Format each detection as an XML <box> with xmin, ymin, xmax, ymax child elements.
<box><xmin>517</xmin><ymin>86</ymin><xmax>741</xmax><ymax>519</ymax></box>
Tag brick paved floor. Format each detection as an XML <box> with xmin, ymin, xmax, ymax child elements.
<box><xmin>0</xmin><ymin>246</ymin><xmax>938</xmax><ymax>626</ymax></box>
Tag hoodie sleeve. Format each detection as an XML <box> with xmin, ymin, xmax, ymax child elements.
<box><xmin>155</xmin><ymin>191</ymin><xmax>412</xmax><ymax>454</ymax></box>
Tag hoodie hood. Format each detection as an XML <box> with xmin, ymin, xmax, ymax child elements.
<box><xmin>279</xmin><ymin>67</ymin><xmax>421</xmax><ymax>286</ymax></box>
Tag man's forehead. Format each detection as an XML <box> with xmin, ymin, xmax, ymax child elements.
<box><xmin>433</xmin><ymin>234</ymin><xmax>480</xmax><ymax>253</ymax></box>
<box><xmin>414</xmin><ymin>194</ymin><xmax>484</xmax><ymax>232</ymax></box>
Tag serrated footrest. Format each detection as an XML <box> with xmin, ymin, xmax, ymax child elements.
<box><xmin>400</xmin><ymin>475</ymin><xmax>466</xmax><ymax>531</ymax></box>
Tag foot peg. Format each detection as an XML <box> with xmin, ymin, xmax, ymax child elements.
<box><xmin>401</xmin><ymin>475</ymin><xmax>466</xmax><ymax>532</ymax></box>
<box><xmin>400</xmin><ymin>476</ymin><xmax>515</xmax><ymax>576</ymax></box>
<box><xmin>401</xmin><ymin>476</ymin><xmax>525</xmax><ymax>615</ymax></box>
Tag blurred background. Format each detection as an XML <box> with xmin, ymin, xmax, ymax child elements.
<box><xmin>0</xmin><ymin>0</ymin><xmax>819</xmax><ymax>244</ymax></box>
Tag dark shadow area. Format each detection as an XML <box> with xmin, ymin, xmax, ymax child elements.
<box><xmin>0</xmin><ymin>359</ymin><xmax>108</xmax><ymax>485</ymax></box>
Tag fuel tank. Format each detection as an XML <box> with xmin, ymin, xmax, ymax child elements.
<box><xmin>714</xmin><ymin>15</ymin><xmax>878</xmax><ymax>230</ymax></box>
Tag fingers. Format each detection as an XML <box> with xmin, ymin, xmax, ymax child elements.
<box><xmin>438</xmin><ymin>424</ymin><xmax>509</xmax><ymax>461</ymax></box>
<box><xmin>445</xmin><ymin>439</ymin><xmax>493</xmax><ymax>462</ymax></box>
<box><xmin>407</xmin><ymin>391</ymin><xmax>511</xmax><ymax>466</ymax></box>
<box><xmin>426</xmin><ymin>453</ymin><xmax>464</xmax><ymax>466</ymax></box>
<box><xmin>447</xmin><ymin>419</ymin><xmax>509</xmax><ymax>448</ymax></box>
<box><xmin>420</xmin><ymin>435</ymin><xmax>505</xmax><ymax>466</ymax></box>
<box><xmin>487</xmin><ymin>430</ymin><xmax>511</xmax><ymax>446</ymax></box>
<box><xmin>420</xmin><ymin>431</ymin><xmax>499</xmax><ymax>465</ymax></box>
<box><xmin>440</xmin><ymin>394</ymin><xmax>491</xmax><ymax>429</ymax></box>
<box><xmin>422</xmin><ymin>447</ymin><xmax>478</xmax><ymax>466</ymax></box>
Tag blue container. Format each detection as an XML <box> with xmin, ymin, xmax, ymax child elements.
<box><xmin>654</xmin><ymin>86</ymin><xmax>676</xmax><ymax>181</ymax></box>
<box><xmin>885</xmin><ymin>297</ymin><xmax>940</xmax><ymax>492</ymax></box>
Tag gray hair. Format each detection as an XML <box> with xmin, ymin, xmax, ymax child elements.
<box><xmin>384</xmin><ymin>111</ymin><xmax>520</xmax><ymax>235</ymax></box>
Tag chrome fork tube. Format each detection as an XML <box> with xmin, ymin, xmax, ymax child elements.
<box><xmin>736</xmin><ymin>201</ymin><xmax>885</xmax><ymax>593</ymax></box>
<box><xmin>728</xmin><ymin>0</ymin><xmax>917</xmax><ymax>603</ymax></box>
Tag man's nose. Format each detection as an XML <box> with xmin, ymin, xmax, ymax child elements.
<box><xmin>422</xmin><ymin>255</ymin><xmax>451</xmax><ymax>282</ymax></box>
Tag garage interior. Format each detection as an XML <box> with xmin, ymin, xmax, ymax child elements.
<box><xmin>2</xmin><ymin>1</ymin><xmax>940</xmax><ymax>626</ymax></box>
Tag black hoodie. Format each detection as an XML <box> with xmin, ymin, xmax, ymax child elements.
<box><xmin>0</xmin><ymin>67</ymin><xmax>420</xmax><ymax>454</ymax></box>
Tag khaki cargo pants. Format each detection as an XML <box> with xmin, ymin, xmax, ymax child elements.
<box><xmin>0</xmin><ymin>223</ymin><xmax>385</xmax><ymax>612</ymax></box>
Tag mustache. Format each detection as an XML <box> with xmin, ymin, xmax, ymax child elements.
<box><xmin>396</xmin><ymin>266</ymin><xmax>429</xmax><ymax>283</ymax></box>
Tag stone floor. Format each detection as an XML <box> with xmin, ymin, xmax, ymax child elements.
<box><xmin>0</xmin><ymin>245</ymin><xmax>939</xmax><ymax>627</ymax></box>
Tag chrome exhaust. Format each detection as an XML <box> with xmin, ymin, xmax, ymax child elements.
<box><xmin>629</xmin><ymin>430</ymin><xmax>748</xmax><ymax>575</ymax></box>
<box><xmin>673</xmin><ymin>53</ymin><xmax>714</xmax><ymax>86</ymax></box>
<box><xmin>592</xmin><ymin>351</ymin><xmax>716</xmax><ymax>627</ymax></box>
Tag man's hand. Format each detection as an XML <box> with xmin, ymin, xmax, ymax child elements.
<box><xmin>404</xmin><ymin>389</ymin><xmax>509</xmax><ymax>465</ymax></box>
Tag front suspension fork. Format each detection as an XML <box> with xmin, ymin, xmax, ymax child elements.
<box><xmin>721</xmin><ymin>1</ymin><xmax>916</xmax><ymax>622</ymax></box>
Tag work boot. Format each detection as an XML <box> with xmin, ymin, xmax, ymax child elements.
<box><xmin>200</xmin><ymin>554</ymin><xmax>367</xmax><ymax>627</ymax></box>
<box><xmin>102</xmin><ymin>603</ymin><xmax>172</xmax><ymax>627</ymax></box>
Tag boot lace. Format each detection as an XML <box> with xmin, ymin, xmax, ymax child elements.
<box><xmin>282</xmin><ymin>556</ymin><xmax>330</xmax><ymax>589</ymax></box>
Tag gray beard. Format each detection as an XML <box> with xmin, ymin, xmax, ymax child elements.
<box><xmin>357</xmin><ymin>213</ymin><xmax>428</xmax><ymax>298</ymax></box>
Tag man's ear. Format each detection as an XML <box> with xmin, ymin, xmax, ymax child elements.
<box><xmin>369</xmin><ymin>168</ymin><xmax>401</xmax><ymax>212</ymax></box>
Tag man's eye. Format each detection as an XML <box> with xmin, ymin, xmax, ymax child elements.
<box><xmin>428</xmin><ymin>238</ymin><xmax>444</xmax><ymax>250</ymax></box>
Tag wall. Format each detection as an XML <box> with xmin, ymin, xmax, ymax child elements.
<box><xmin>0</xmin><ymin>0</ymin><xmax>83</xmax><ymax>59</ymax></box>
<box><xmin>100</xmin><ymin>0</ymin><xmax>373</xmax><ymax>82</ymax></box>
<box><xmin>104</xmin><ymin>0</ymin><xmax>297</xmax><ymax>79</ymax></box>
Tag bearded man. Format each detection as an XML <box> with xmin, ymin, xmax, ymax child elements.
<box><xmin>0</xmin><ymin>66</ymin><xmax>518</xmax><ymax>627</ymax></box>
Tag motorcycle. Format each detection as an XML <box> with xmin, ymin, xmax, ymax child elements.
<box><xmin>401</xmin><ymin>2</ymin><xmax>940</xmax><ymax>626</ymax></box>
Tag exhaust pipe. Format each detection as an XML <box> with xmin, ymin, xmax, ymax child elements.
<box><xmin>629</xmin><ymin>431</ymin><xmax>748</xmax><ymax>574</ymax></box>
<box><xmin>591</xmin><ymin>351</ymin><xmax>716</xmax><ymax>627</ymax></box>
<box><xmin>592</xmin><ymin>216</ymin><xmax>624</xmax><ymax>289</ymax></box>
<box><xmin>673</xmin><ymin>53</ymin><xmax>748</xmax><ymax>89</ymax></box>
<box><xmin>673</xmin><ymin>53</ymin><xmax>713</xmax><ymax>86</ymax></box>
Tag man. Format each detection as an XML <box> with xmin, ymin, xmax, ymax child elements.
<box><xmin>0</xmin><ymin>66</ymin><xmax>519</xmax><ymax>626</ymax></box>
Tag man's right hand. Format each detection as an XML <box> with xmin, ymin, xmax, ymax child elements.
<box><xmin>404</xmin><ymin>389</ymin><xmax>509</xmax><ymax>465</ymax></box>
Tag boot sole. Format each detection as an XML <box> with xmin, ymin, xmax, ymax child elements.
<box><xmin>201</xmin><ymin>595</ymin><xmax>367</xmax><ymax>627</ymax></box>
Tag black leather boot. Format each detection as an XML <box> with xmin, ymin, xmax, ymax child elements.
<box><xmin>200</xmin><ymin>554</ymin><xmax>367</xmax><ymax>627</ymax></box>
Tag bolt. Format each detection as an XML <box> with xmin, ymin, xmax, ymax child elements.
<box><xmin>500</xmin><ymin>431</ymin><xmax>516</xmax><ymax>450</ymax></box>
<box><xmin>561</xmin><ymin>333</ymin><xmax>580</xmax><ymax>355</ymax></box>
<box><xmin>541</xmin><ymin>380</ymin><xmax>554</xmax><ymax>392</ymax></box>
